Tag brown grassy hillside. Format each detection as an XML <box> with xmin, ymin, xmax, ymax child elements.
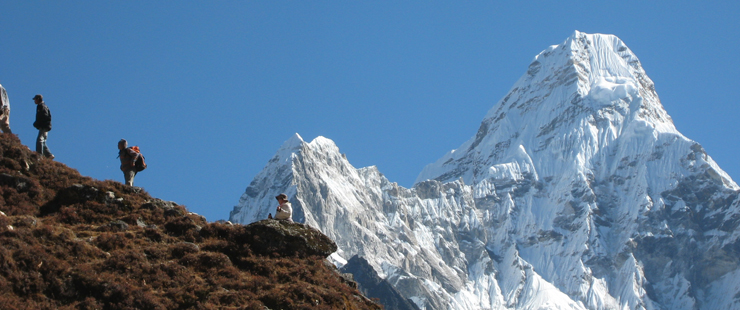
<box><xmin>0</xmin><ymin>134</ymin><xmax>380</xmax><ymax>310</ymax></box>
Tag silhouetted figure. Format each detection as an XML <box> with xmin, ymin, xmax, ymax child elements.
<box><xmin>33</xmin><ymin>94</ymin><xmax>53</xmax><ymax>159</ymax></box>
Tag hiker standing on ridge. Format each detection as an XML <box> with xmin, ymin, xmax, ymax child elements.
<box><xmin>0</xmin><ymin>83</ymin><xmax>12</xmax><ymax>134</ymax></box>
<box><xmin>117</xmin><ymin>139</ymin><xmax>143</xmax><ymax>186</ymax></box>
<box><xmin>32</xmin><ymin>94</ymin><xmax>53</xmax><ymax>159</ymax></box>
<box><xmin>274</xmin><ymin>193</ymin><xmax>293</xmax><ymax>222</ymax></box>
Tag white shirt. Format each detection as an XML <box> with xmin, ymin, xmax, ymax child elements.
<box><xmin>275</xmin><ymin>202</ymin><xmax>293</xmax><ymax>221</ymax></box>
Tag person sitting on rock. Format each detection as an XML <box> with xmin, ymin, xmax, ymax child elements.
<box><xmin>273</xmin><ymin>193</ymin><xmax>293</xmax><ymax>222</ymax></box>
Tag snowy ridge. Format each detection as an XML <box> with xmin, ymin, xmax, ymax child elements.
<box><xmin>230</xmin><ymin>31</ymin><xmax>740</xmax><ymax>310</ymax></box>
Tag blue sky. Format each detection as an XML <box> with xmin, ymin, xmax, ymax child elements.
<box><xmin>1</xmin><ymin>1</ymin><xmax>738</xmax><ymax>222</ymax></box>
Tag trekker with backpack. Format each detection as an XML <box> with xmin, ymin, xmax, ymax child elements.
<box><xmin>33</xmin><ymin>94</ymin><xmax>53</xmax><ymax>159</ymax></box>
<box><xmin>117</xmin><ymin>139</ymin><xmax>146</xmax><ymax>186</ymax></box>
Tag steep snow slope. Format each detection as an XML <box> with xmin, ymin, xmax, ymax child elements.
<box><xmin>230</xmin><ymin>31</ymin><xmax>740</xmax><ymax>310</ymax></box>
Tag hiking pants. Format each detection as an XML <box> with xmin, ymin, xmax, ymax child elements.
<box><xmin>36</xmin><ymin>130</ymin><xmax>53</xmax><ymax>158</ymax></box>
<box><xmin>0</xmin><ymin>107</ymin><xmax>11</xmax><ymax>134</ymax></box>
<box><xmin>124</xmin><ymin>169</ymin><xmax>136</xmax><ymax>186</ymax></box>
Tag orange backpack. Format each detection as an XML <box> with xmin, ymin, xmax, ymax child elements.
<box><xmin>130</xmin><ymin>146</ymin><xmax>147</xmax><ymax>172</ymax></box>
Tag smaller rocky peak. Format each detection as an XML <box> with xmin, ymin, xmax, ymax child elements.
<box><xmin>275</xmin><ymin>135</ymin><xmax>345</xmax><ymax>166</ymax></box>
<box><xmin>294</xmin><ymin>136</ymin><xmax>358</xmax><ymax>174</ymax></box>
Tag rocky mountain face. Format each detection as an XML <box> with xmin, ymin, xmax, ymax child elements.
<box><xmin>340</xmin><ymin>255</ymin><xmax>421</xmax><ymax>310</ymax></box>
<box><xmin>230</xmin><ymin>31</ymin><xmax>740</xmax><ymax>310</ymax></box>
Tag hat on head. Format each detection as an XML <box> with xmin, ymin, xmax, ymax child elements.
<box><xmin>32</xmin><ymin>94</ymin><xmax>43</xmax><ymax>100</ymax></box>
<box><xmin>118</xmin><ymin>139</ymin><xmax>127</xmax><ymax>147</ymax></box>
<box><xmin>275</xmin><ymin>193</ymin><xmax>288</xmax><ymax>200</ymax></box>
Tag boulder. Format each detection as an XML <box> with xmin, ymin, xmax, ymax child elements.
<box><xmin>243</xmin><ymin>219</ymin><xmax>337</xmax><ymax>258</ymax></box>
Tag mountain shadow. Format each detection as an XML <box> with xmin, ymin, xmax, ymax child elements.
<box><xmin>341</xmin><ymin>255</ymin><xmax>421</xmax><ymax>310</ymax></box>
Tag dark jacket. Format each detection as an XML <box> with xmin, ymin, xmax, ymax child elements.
<box><xmin>33</xmin><ymin>102</ymin><xmax>52</xmax><ymax>131</ymax></box>
<box><xmin>119</xmin><ymin>147</ymin><xmax>140</xmax><ymax>172</ymax></box>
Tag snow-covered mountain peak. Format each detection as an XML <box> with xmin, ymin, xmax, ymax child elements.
<box><xmin>416</xmin><ymin>31</ymin><xmax>684</xmax><ymax>186</ymax></box>
<box><xmin>534</xmin><ymin>31</ymin><xmax>674</xmax><ymax>130</ymax></box>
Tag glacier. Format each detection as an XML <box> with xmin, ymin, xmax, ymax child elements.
<box><xmin>229</xmin><ymin>31</ymin><xmax>740</xmax><ymax>310</ymax></box>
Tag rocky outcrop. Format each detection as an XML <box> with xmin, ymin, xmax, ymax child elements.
<box><xmin>243</xmin><ymin>219</ymin><xmax>338</xmax><ymax>258</ymax></box>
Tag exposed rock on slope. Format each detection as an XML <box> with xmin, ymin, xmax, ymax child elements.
<box><xmin>243</xmin><ymin>219</ymin><xmax>338</xmax><ymax>257</ymax></box>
